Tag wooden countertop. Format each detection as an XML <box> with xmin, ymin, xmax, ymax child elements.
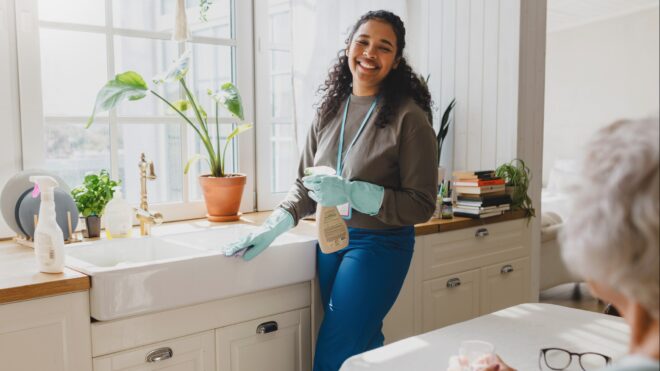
<box><xmin>0</xmin><ymin>242</ymin><xmax>90</xmax><ymax>305</ymax></box>
<box><xmin>413</xmin><ymin>209</ymin><xmax>528</xmax><ymax>236</ymax></box>
<box><xmin>0</xmin><ymin>209</ymin><xmax>526</xmax><ymax>305</ymax></box>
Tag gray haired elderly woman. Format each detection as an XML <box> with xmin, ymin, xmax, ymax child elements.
<box><xmin>481</xmin><ymin>117</ymin><xmax>660</xmax><ymax>371</ymax></box>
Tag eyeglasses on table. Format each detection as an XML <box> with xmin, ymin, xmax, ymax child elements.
<box><xmin>538</xmin><ymin>347</ymin><xmax>611</xmax><ymax>370</ymax></box>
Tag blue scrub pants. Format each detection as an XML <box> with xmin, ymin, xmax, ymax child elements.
<box><xmin>313</xmin><ymin>226</ymin><xmax>415</xmax><ymax>371</ymax></box>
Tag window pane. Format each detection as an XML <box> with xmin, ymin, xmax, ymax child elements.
<box><xmin>271</xmin><ymin>50</ymin><xmax>290</xmax><ymax>73</ymax></box>
<box><xmin>117</xmin><ymin>123</ymin><xmax>183</xmax><ymax>205</ymax></box>
<box><xmin>271</xmin><ymin>74</ymin><xmax>292</xmax><ymax>119</ymax></box>
<box><xmin>114</xmin><ymin>36</ymin><xmax>179</xmax><ymax>117</ymax></box>
<box><xmin>271</xmin><ymin>123</ymin><xmax>297</xmax><ymax>193</ymax></box>
<box><xmin>269</xmin><ymin>10</ymin><xmax>290</xmax><ymax>46</ymax></box>
<box><xmin>38</xmin><ymin>0</ymin><xmax>105</xmax><ymax>26</ymax></box>
<box><xmin>188</xmin><ymin>43</ymin><xmax>233</xmax><ymax>114</ymax></box>
<box><xmin>44</xmin><ymin>122</ymin><xmax>111</xmax><ymax>189</ymax></box>
<box><xmin>113</xmin><ymin>0</ymin><xmax>232</xmax><ymax>39</ymax></box>
<box><xmin>192</xmin><ymin>0</ymin><xmax>232</xmax><ymax>39</ymax></box>
<box><xmin>113</xmin><ymin>0</ymin><xmax>174</xmax><ymax>33</ymax></box>
<box><xmin>40</xmin><ymin>29</ymin><xmax>107</xmax><ymax>117</ymax></box>
<box><xmin>187</xmin><ymin>124</ymin><xmax>236</xmax><ymax>201</ymax></box>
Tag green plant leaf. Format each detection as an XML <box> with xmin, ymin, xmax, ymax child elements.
<box><xmin>226</xmin><ymin>123</ymin><xmax>253</xmax><ymax>142</ymax></box>
<box><xmin>153</xmin><ymin>50</ymin><xmax>191</xmax><ymax>84</ymax></box>
<box><xmin>209</xmin><ymin>82</ymin><xmax>244</xmax><ymax>120</ymax></box>
<box><xmin>495</xmin><ymin>158</ymin><xmax>535</xmax><ymax>219</ymax></box>
<box><xmin>71</xmin><ymin>169</ymin><xmax>120</xmax><ymax>217</ymax></box>
<box><xmin>199</xmin><ymin>0</ymin><xmax>214</xmax><ymax>21</ymax></box>
<box><xmin>436</xmin><ymin>98</ymin><xmax>456</xmax><ymax>163</ymax></box>
<box><xmin>183</xmin><ymin>154</ymin><xmax>210</xmax><ymax>174</ymax></box>
<box><xmin>171</xmin><ymin>100</ymin><xmax>190</xmax><ymax>112</ymax></box>
<box><xmin>87</xmin><ymin>71</ymin><xmax>148</xmax><ymax>128</ymax></box>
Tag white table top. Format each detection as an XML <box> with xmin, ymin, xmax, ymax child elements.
<box><xmin>341</xmin><ymin>303</ymin><xmax>630</xmax><ymax>371</ymax></box>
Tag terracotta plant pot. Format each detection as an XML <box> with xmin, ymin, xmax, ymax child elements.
<box><xmin>199</xmin><ymin>174</ymin><xmax>246</xmax><ymax>222</ymax></box>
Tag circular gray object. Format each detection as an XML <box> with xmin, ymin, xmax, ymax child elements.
<box><xmin>16</xmin><ymin>188</ymin><xmax>79</xmax><ymax>240</ymax></box>
<box><xmin>0</xmin><ymin>169</ymin><xmax>70</xmax><ymax>236</ymax></box>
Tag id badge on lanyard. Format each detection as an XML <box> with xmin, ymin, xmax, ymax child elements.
<box><xmin>336</xmin><ymin>95</ymin><xmax>378</xmax><ymax>220</ymax></box>
<box><xmin>337</xmin><ymin>202</ymin><xmax>352</xmax><ymax>219</ymax></box>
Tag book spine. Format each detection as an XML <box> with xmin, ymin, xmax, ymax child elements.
<box><xmin>453</xmin><ymin>211</ymin><xmax>481</xmax><ymax>219</ymax></box>
<box><xmin>453</xmin><ymin>179</ymin><xmax>505</xmax><ymax>187</ymax></box>
<box><xmin>455</xmin><ymin>185</ymin><xmax>505</xmax><ymax>194</ymax></box>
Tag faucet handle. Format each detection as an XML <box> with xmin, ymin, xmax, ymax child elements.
<box><xmin>152</xmin><ymin>211</ymin><xmax>164</xmax><ymax>225</ymax></box>
<box><xmin>148</xmin><ymin>161</ymin><xmax>157</xmax><ymax>180</ymax></box>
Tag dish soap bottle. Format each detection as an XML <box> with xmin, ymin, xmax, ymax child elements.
<box><xmin>104</xmin><ymin>188</ymin><xmax>133</xmax><ymax>239</ymax></box>
<box><xmin>29</xmin><ymin>175</ymin><xmax>65</xmax><ymax>273</ymax></box>
<box><xmin>304</xmin><ymin>166</ymin><xmax>349</xmax><ymax>254</ymax></box>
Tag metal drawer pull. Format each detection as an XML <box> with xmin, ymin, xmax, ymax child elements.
<box><xmin>501</xmin><ymin>264</ymin><xmax>514</xmax><ymax>274</ymax></box>
<box><xmin>446</xmin><ymin>278</ymin><xmax>461</xmax><ymax>288</ymax></box>
<box><xmin>256</xmin><ymin>321</ymin><xmax>279</xmax><ymax>334</ymax></box>
<box><xmin>146</xmin><ymin>347</ymin><xmax>173</xmax><ymax>363</ymax></box>
<box><xmin>475</xmin><ymin>228</ymin><xmax>489</xmax><ymax>238</ymax></box>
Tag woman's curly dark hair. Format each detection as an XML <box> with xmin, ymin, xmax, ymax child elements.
<box><xmin>316</xmin><ymin>10</ymin><xmax>433</xmax><ymax>128</ymax></box>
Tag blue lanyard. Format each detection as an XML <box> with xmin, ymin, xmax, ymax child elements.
<box><xmin>336</xmin><ymin>95</ymin><xmax>378</xmax><ymax>176</ymax></box>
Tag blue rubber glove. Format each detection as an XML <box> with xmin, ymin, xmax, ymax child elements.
<box><xmin>223</xmin><ymin>208</ymin><xmax>294</xmax><ymax>261</ymax></box>
<box><xmin>302</xmin><ymin>174</ymin><xmax>384</xmax><ymax>216</ymax></box>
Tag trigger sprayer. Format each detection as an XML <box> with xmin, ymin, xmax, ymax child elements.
<box><xmin>29</xmin><ymin>175</ymin><xmax>65</xmax><ymax>273</ymax></box>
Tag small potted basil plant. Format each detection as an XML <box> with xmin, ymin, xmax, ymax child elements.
<box><xmin>71</xmin><ymin>170</ymin><xmax>119</xmax><ymax>238</ymax></box>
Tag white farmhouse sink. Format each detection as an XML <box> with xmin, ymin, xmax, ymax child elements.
<box><xmin>65</xmin><ymin>225</ymin><xmax>317</xmax><ymax>321</ymax></box>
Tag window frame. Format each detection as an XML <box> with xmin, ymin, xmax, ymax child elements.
<box><xmin>13</xmin><ymin>0</ymin><xmax>256</xmax><ymax>221</ymax></box>
<box><xmin>254</xmin><ymin>0</ymin><xmax>298</xmax><ymax>210</ymax></box>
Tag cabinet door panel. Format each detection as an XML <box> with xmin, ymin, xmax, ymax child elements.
<box><xmin>422</xmin><ymin>269</ymin><xmax>480</xmax><ymax>332</ymax></box>
<box><xmin>382</xmin><ymin>249</ymin><xmax>416</xmax><ymax>344</ymax></box>
<box><xmin>423</xmin><ymin>220</ymin><xmax>527</xmax><ymax>279</ymax></box>
<box><xmin>0</xmin><ymin>292</ymin><xmax>92</xmax><ymax>371</ymax></box>
<box><xmin>93</xmin><ymin>331</ymin><xmax>215</xmax><ymax>371</ymax></box>
<box><xmin>480</xmin><ymin>257</ymin><xmax>530</xmax><ymax>314</ymax></box>
<box><xmin>216</xmin><ymin>308</ymin><xmax>311</xmax><ymax>371</ymax></box>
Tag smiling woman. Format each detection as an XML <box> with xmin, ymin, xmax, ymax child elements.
<box><xmin>224</xmin><ymin>9</ymin><xmax>438</xmax><ymax>371</ymax></box>
<box><xmin>347</xmin><ymin>20</ymin><xmax>400</xmax><ymax>96</ymax></box>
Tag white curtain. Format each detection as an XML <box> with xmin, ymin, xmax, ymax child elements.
<box><xmin>289</xmin><ymin>0</ymin><xmax>408</xmax><ymax>154</ymax></box>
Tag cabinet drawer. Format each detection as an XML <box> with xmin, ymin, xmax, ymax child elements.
<box><xmin>422</xmin><ymin>219</ymin><xmax>527</xmax><ymax>279</ymax></box>
<box><xmin>93</xmin><ymin>331</ymin><xmax>215</xmax><ymax>371</ymax></box>
<box><xmin>421</xmin><ymin>269</ymin><xmax>480</xmax><ymax>332</ymax></box>
<box><xmin>216</xmin><ymin>308</ymin><xmax>311</xmax><ymax>371</ymax></box>
<box><xmin>480</xmin><ymin>257</ymin><xmax>531</xmax><ymax>314</ymax></box>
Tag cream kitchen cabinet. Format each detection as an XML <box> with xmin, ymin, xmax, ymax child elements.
<box><xmin>216</xmin><ymin>308</ymin><xmax>311</xmax><ymax>371</ymax></box>
<box><xmin>421</xmin><ymin>269</ymin><xmax>481</xmax><ymax>332</ymax></box>
<box><xmin>93</xmin><ymin>331</ymin><xmax>215</xmax><ymax>371</ymax></box>
<box><xmin>91</xmin><ymin>282</ymin><xmax>312</xmax><ymax>371</ymax></box>
<box><xmin>383</xmin><ymin>218</ymin><xmax>531</xmax><ymax>343</ymax></box>
<box><xmin>480</xmin><ymin>257</ymin><xmax>530</xmax><ymax>313</ymax></box>
<box><xmin>0</xmin><ymin>291</ymin><xmax>92</xmax><ymax>371</ymax></box>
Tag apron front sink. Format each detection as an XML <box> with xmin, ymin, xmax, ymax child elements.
<box><xmin>65</xmin><ymin>225</ymin><xmax>316</xmax><ymax>321</ymax></box>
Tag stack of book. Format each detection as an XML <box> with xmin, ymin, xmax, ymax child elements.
<box><xmin>452</xmin><ymin>170</ymin><xmax>511</xmax><ymax>219</ymax></box>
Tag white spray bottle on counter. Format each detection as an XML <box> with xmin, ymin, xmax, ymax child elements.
<box><xmin>29</xmin><ymin>175</ymin><xmax>65</xmax><ymax>273</ymax></box>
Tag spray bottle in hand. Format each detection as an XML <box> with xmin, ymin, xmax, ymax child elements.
<box><xmin>29</xmin><ymin>176</ymin><xmax>65</xmax><ymax>273</ymax></box>
<box><xmin>304</xmin><ymin>166</ymin><xmax>349</xmax><ymax>254</ymax></box>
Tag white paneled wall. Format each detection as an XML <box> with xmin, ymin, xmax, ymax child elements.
<box><xmin>409</xmin><ymin>0</ymin><xmax>545</xmax><ymax>300</ymax></box>
<box><xmin>410</xmin><ymin>0</ymin><xmax>521</xmax><ymax>174</ymax></box>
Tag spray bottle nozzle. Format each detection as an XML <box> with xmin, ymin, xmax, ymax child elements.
<box><xmin>32</xmin><ymin>184</ymin><xmax>41</xmax><ymax>198</ymax></box>
<box><xmin>29</xmin><ymin>176</ymin><xmax>59</xmax><ymax>198</ymax></box>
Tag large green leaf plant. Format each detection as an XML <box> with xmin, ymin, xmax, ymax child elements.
<box><xmin>87</xmin><ymin>51</ymin><xmax>252</xmax><ymax>177</ymax></box>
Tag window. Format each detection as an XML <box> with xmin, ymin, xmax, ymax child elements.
<box><xmin>255</xmin><ymin>0</ymin><xmax>299</xmax><ymax>210</ymax></box>
<box><xmin>15</xmin><ymin>0</ymin><xmax>255</xmax><ymax>220</ymax></box>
